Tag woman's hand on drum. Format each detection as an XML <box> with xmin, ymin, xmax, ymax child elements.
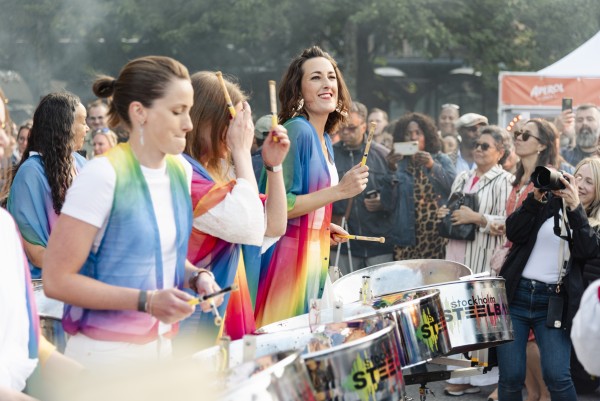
<box><xmin>436</xmin><ymin>205</ymin><xmax>449</xmax><ymax>221</ymax></box>
<box><xmin>147</xmin><ymin>288</ymin><xmax>195</xmax><ymax>324</ymax></box>
<box><xmin>551</xmin><ymin>172</ymin><xmax>580</xmax><ymax>210</ymax></box>
<box><xmin>227</xmin><ymin>101</ymin><xmax>254</xmax><ymax>155</ymax></box>
<box><xmin>337</xmin><ymin>163</ymin><xmax>369</xmax><ymax>200</ymax></box>
<box><xmin>330</xmin><ymin>223</ymin><xmax>349</xmax><ymax>246</ymax></box>
<box><xmin>261</xmin><ymin>125</ymin><xmax>290</xmax><ymax>168</ymax></box>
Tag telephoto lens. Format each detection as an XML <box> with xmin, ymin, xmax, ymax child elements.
<box><xmin>530</xmin><ymin>166</ymin><xmax>567</xmax><ymax>191</ymax></box>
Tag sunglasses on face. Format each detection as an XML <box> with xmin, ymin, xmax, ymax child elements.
<box><xmin>514</xmin><ymin>130</ymin><xmax>541</xmax><ymax>142</ymax></box>
<box><xmin>472</xmin><ymin>142</ymin><xmax>491</xmax><ymax>151</ymax></box>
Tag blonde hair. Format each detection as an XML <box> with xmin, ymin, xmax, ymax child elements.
<box><xmin>92</xmin><ymin>128</ymin><xmax>118</xmax><ymax>148</ymax></box>
<box><xmin>575</xmin><ymin>157</ymin><xmax>600</xmax><ymax>227</ymax></box>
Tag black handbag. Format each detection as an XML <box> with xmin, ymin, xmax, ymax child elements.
<box><xmin>438</xmin><ymin>192</ymin><xmax>479</xmax><ymax>240</ymax></box>
<box><xmin>438</xmin><ymin>173</ymin><xmax>502</xmax><ymax>241</ymax></box>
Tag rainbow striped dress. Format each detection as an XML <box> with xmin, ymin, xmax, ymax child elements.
<box><xmin>254</xmin><ymin>116</ymin><xmax>334</xmax><ymax>328</ymax></box>
<box><xmin>181</xmin><ymin>154</ymin><xmax>257</xmax><ymax>343</ymax></box>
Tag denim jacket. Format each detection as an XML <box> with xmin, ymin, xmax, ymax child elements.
<box><xmin>380</xmin><ymin>152</ymin><xmax>456</xmax><ymax>246</ymax></box>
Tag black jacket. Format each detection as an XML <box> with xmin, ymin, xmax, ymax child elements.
<box><xmin>500</xmin><ymin>192</ymin><xmax>600</xmax><ymax>329</ymax></box>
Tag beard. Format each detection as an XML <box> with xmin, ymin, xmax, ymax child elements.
<box><xmin>577</xmin><ymin>126</ymin><xmax>599</xmax><ymax>148</ymax></box>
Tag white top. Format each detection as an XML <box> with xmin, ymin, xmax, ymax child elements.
<box><xmin>571</xmin><ymin>279</ymin><xmax>600</xmax><ymax>375</ymax></box>
<box><xmin>0</xmin><ymin>209</ymin><xmax>37</xmax><ymax>390</ymax></box>
<box><xmin>62</xmin><ymin>155</ymin><xmax>193</xmax><ymax>335</ymax></box>
<box><xmin>521</xmin><ymin>216</ymin><xmax>561</xmax><ymax>284</ymax></box>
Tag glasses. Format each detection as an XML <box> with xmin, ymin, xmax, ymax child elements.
<box><xmin>441</xmin><ymin>103</ymin><xmax>460</xmax><ymax>110</ymax></box>
<box><xmin>514</xmin><ymin>130</ymin><xmax>541</xmax><ymax>142</ymax></box>
<box><xmin>472</xmin><ymin>142</ymin><xmax>491</xmax><ymax>151</ymax></box>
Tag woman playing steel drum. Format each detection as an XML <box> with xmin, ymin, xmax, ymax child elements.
<box><xmin>43</xmin><ymin>56</ymin><xmax>222</xmax><ymax>368</ymax></box>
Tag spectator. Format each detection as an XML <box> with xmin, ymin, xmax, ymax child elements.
<box><xmin>367</xmin><ymin>107</ymin><xmax>388</xmax><ymax>144</ymax></box>
<box><xmin>10</xmin><ymin>123</ymin><xmax>31</xmax><ymax>165</ymax></box>
<box><xmin>7</xmin><ymin>92</ymin><xmax>88</xmax><ymax>279</ymax></box>
<box><xmin>496</xmin><ymin>154</ymin><xmax>600</xmax><ymax>399</ymax></box>
<box><xmin>438</xmin><ymin>103</ymin><xmax>460</xmax><ymax>137</ymax></box>
<box><xmin>562</xmin><ymin>104</ymin><xmax>600</xmax><ymax>166</ymax></box>
<box><xmin>382</xmin><ymin>112</ymin><xmax>455</xmax><ymax>260</ymax></box>
<box><xmin>82</xmin><ymin>99</ymin><xmax>109</xmax><ymax>158</ymax></box>
<box><xmin>331</xmin><ymin>101</ymin><xmax>394</xmax><ymax>275</ymax></box>
<box><xmin>251</xmin><ymin>114</ymin><xmax>272</xmax><ymax>181</ymax></box>
<box><xmin>454</xmin><ymin>113</ymin><xmax>488</xmax><ymax>174</ymax></box>
<box><xmin>439</xmin><ymin>126</ymin><xmax>513</xmax><ymax>398</ymax></box>
<box><xmin>91</xmin><ymin>127</ymin><xmax>118</xmax><ymax>157</ymax></box>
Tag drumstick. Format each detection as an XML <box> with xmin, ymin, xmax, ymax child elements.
<box><xmin>268</xmin><ymin>80</ymin><xmax>279</xmax><ymax>142</ymax></box>
<box><xmin>216</xmin><ymin>71</ymin><xmax>236</xmax><ymax>119</ymax></box>
<box><xmin>210</xmin><ymin>300</ymin><xmax>223</xmax><ymax>326</ymax></box>
<box><xmin>335</xmin><ymin>234</ymin><xmax>385</xmax><ymax>243</ymax></box>
<box><xmin>360</xmin><ymin>122</ymin><xmax>377</xmax><ymax>166</ymax></box>
<box><xmin>187</xmin><ymin>284</ymin><xmax>239</xmax><ymax>306</ymax></box>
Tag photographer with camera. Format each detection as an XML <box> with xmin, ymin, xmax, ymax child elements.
<box><xmin>496</xmin><ymin>155</ymin><xmax>600</xmax><ymax>400</ymax></box>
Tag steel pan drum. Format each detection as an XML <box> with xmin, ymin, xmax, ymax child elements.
<box><xmin>33</xmin><ymin>279</ymin><xmax>66</xmax><ymax>351</ymax></box>
<box><xmin>333</xmin><ymin>269</ymin><xmax>513</xmax><ymax>354</ymax></box>
<box><xmin>331</xmin><ymin>259</ymin><xmax>472</xmax><ymax>304</ymax></box>
<box><xmin>196</xmin><ymin>317</ymin><xmax>407</xmax><ymax>400</ymax></box>
<box><xmin>220</xmin><ymin>352</ymin><xmax>316</xmax><ymax>401</ymax></box>
<box><xmin>257</xmin><ymin>289</ymin><xmax>451</xmax><ymax>368</ymax></box>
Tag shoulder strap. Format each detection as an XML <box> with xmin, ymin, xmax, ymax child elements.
<box><xmin>475</xmin><ymin>171</ymin><xmax>502</xmax><ymax>194</ymax></box>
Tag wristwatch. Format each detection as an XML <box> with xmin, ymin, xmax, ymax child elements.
<box><xmin>264</xmin><ymin>163</ymin><xmax>282</xmax><ymax>173</ymax></box>
<box><xmin>188</xmin><ymin>269</ymin><xmax>215</xmax><ymax>293</ymax></box>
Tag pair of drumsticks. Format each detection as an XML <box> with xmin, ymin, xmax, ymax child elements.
<box><xmin>216</xmin><ymin>71</ymin><xmax>279</xmax><ymax>142</ymax></box>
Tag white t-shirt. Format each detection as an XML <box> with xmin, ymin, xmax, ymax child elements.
<box><xmin>0</xmin><ymin>209</ymin><xmax>37</xmax><ymax>390</ymax></box>
<box><xmin>521</xmin><ymin>216</ymin><xmax>561</xmax><ymax>284</ymax></box>
<box><xmin>62</xmin><ymin>155</ymin><xmax>192</xmax><ymax>334</ymax></box>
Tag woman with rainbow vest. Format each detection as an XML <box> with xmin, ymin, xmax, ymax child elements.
<box><xmin>43</xmin><ymin>56</ymin><xmax>222</xmax><ymax>367</ymax></box>
<box><xmin>177</xmin><ymin>71</ymin><xmax>290</xmax><ymax>351</ymax></box>
<box><xmin>254</xmin><ymin>46</ymin><xmax>369</xmax><ymax>328</ymax></box>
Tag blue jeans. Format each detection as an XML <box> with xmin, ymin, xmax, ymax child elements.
<box><xmin>497</xmin><ymin>278</ymin><xmax>576</xmax><ymax>400</ymax></box>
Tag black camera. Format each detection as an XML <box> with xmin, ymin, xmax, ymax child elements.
<box><xmin>530</xmin><ymin>166</ymin><xmax>568</xmax><ymax>191</ymax></box>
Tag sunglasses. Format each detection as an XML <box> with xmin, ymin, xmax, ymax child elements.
<box><xmin>472</xmin><ymin>142</ymin><xmax>491</xmax><ymax>151</ymax></box>
<box><xmin>441</xmin><ymin>103</ymin><xmax>460</xmax><ymax>110</ymax></box>
<box><xmin>514</xmin><ymin>130</ymin><xmax>541</xmax><ymax>142</ymax></box>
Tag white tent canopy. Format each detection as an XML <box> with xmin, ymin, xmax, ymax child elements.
<box><xmin>538</xmin><ymin>31</ymin><xmax>600</xmax><ymax>77</ymax></box>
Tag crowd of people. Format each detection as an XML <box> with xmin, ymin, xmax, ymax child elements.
<box><xmin>1</xmin><ymin>46</ymin><xmax>600</xmax><ymax>401</ymax></box>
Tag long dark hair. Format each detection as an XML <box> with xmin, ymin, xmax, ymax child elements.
<box><xmin>513</xmin><ymin>118</ymin><xmax>558</xmax><ymax>187</ymax></box>
<box><xmin>12</xmin><ymin>92</ymin><xmax>80</xmax><ymax>214</ymax></box>
<box><xmin>394</xmin><ymin>112</ymin><xmax>442</xmax><ymax>154</ymax></box>
<box><xmin>278</xmin><ymin>46</ymin><xmax>351</xmax><ymax>134</ymax></box>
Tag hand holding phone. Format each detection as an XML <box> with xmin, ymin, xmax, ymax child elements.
<box><xmin>562</xmin><ymin>98</ymin><xmax>573</xmax><ymax>111</ymax></box>
<box><xmin>393</xmin><ymin>141</ymin><xmax>419</xmax><ymax>156</ymax></box>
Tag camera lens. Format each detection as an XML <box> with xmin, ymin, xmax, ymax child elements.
<box><xmin>530</xmin><ymin>166</ymin><xmax>566</xmax><ymax>191</ymax></box>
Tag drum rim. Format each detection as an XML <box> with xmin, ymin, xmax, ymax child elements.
<box><xmin>300</xmin><ymin>319</ymin><xmax>397</xmax><ymax>359</ymax></box>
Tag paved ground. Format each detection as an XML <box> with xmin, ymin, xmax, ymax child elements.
<box><xmin>403</xmin><ymin>372</ymin><xmax>600</xmax><ymax>401</ymax></box>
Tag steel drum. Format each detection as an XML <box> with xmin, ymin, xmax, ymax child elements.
<box><xmin>33</xmin><ymin>279</ymin><xmax>67</xmax><ymax>351</ymax></box>
<box><xmin>196</xmin><ymin>317</ymin><xmax>407</xmax><ymax>400</ymax></box>
<box><xmin>257</xmin><ymin>289</ymin><xmax>451</xmax><ymax>368</ymax></box>
<box><xmin>332</xmin><ymin>266</ymin><xmax>513</xmax><ymax>354</ymax></box>
<box><xmin>331</xmin><ymin>259</ymin><xmax>472</xmax><ymax>304</ymax></box>
<box><xmin>220</xmin><ymin>352</ymin><xmax>316</xmax><ymax>401</ymax></box>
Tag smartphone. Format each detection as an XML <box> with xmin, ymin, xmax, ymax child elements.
<box><xmin>365</xmin><ymin>189</ymin><xmax>379</xmax><ymax>199</ymax></box>
<box><xmin>393</xmin><ymin>141</ymin><xmax>419</xmax><ymax>156</ymax></box>
<box><xmin>562</xmin><ymin>97</ymin><xmax>573</xmax><ymax>111</ymax></box>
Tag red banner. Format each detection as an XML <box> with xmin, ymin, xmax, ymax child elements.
<box><xmin>500</xmin><ymin>74</ymin><xmax>600</xmax><ymax>107</ymax></box>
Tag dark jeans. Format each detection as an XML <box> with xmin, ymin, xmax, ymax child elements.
<box><xmin>497</xmin><ymin>278</ymin><xmax>577</xmax><ymax>400</ymax></box>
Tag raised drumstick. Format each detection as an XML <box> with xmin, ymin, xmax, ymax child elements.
<box><xmin>360</xmin><ymin>122</ymin><xmax>377</xmax><ymax>166</ymax></box>
<box><xmin>216</xmin><ymin>71</ymin><xmax>236</xmax><ymax>119</ymax></box>
<box><xmin>269</xmin><ymin>80</ymin><xmax>279</xmax><ymax>142</ymax></box>
<box><xmin>187</xmin><ymin>284</ymin><xmax>239</xmax><ymax>306</ymax></box>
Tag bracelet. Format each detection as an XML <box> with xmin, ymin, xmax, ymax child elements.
<box><xmin>146</xmin><ymin>290</ymin><xmax>155</xmax><ymax>316</ymax></box>
<box><xmin>264</xmin><ymin>163</ymin><xmax>282</xmax><ymax>173</ymax></box>
<box><xmin>188</xmin><ymin>269</ymin><xmax>215</xmax><ymax>293</ymax></box>
<box><xmin>137</xmin><ymin>290</ymin><xmax>148</xmax><ymax>312</ymax></box>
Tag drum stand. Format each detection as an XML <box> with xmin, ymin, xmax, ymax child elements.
<box><xmin>404</xmin><ymin>356</ymin><xmax>488</xmax><ymax>401</ymax></box>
